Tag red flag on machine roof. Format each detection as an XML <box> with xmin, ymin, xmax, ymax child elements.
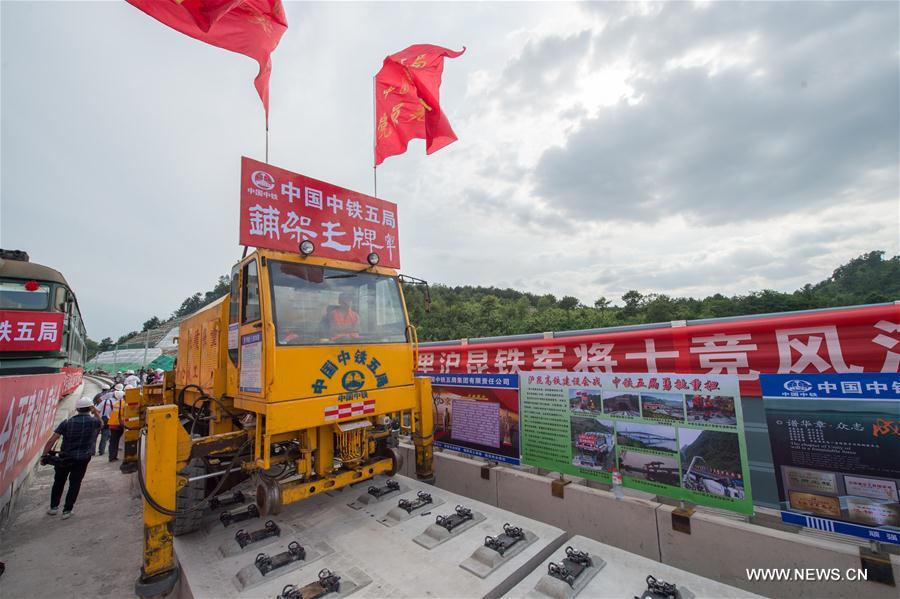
<box><xmin>374</xmin><ymin>44</ymin><xmax>465</xmax><ymax>165</ymax></box>
<box><xmin>126</xmin><ymin>0</ymin><xmax>288</xmax><ymax>123</ymax></box>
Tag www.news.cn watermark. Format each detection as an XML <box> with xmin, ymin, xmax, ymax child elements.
<box><xmin>746</xmin><ymin>568</ymin><xmax>869</xmax><ymax>582</ymax></box>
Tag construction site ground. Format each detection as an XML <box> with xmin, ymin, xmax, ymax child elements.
<box><xmin>0</xmin><ymin>378</ymin><xmax>142</xmax><ymax>598</ymax></box>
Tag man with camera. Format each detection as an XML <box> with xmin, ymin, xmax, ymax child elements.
<box><xmin>41</xmin><ymin>396</ymin><xmax>101</xmax><ymax>519</ymax></box>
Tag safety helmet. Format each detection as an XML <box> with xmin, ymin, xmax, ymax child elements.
<box><xmin>75</xmin><ymin>396</ymin><xmax>94</xmax><ymax>410</ymax></box>
<box><xmin>155</xmin><ymin>368</ymin><xmax>164</xmax><ymax>373</ymax></box>
<box><xmin>127</xmin><ymin>369</ymin><xmax>135</xmax><ymax>374</ymax></box>
<box><xmin>114</xmin><ymin>390</ymin><xmax>125</xmax><ymax>400</ymax></box>
<box><xmin>124</xmin><ymin>384</ymin><xmax>136</xmax><ymax>390</ymax></box>
<box><xmin>115</xmin><ymin>383</ymin><xmax>124</xmax><ymax>391</ymax></box>
<box><xmin>102</xmin><ymin>385</ymin><xmax>111</xmax><ymax>390</ymax></box>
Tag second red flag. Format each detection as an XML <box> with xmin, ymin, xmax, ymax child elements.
<box><xmin>374</xmin><ymin>44</ymin><xmax>465</xmax><ymax>165</ymax></box>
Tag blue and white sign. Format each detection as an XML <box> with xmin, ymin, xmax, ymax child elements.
<box><xmin>429</xmin><ymin>373</ymin><xmax>519</xmax><ymax>389</ymax></box>
<box><xmin>239</xmin><ymin>332</ymin><xmax>262</xmax><ymax>393</ymax></box>
<box><xmin>781</xmin><ymin>511</ymin><xmax>900</xmax><ymax>545</ymax></box>
<box><xmin>760</xmin><ymin>373</ymin><xmax>900</xmax><ymax>400</ymax></box>
<box><xmin>763</xmin><ymin>373</ymin><xmax>900</xmax><ymax>546</ymax></box>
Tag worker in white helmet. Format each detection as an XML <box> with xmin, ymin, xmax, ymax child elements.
<box><xmin>124</xmin><ymin>371</ymin><xmax>141</xmax><ymax>387</ymax></box>
<box><xmin>42</xmin><ymin>396</ymin><xmax>101</xmax><ymax>519</ymax></box>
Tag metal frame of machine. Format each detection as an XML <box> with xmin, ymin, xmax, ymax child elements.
<box><xmin>132</xmin><ymin>248</ymin><xmax>435</xmax><ymax>596</ymax></box>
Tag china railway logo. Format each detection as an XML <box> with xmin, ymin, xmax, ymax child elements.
<box><xmin>342</xmin><ymin>370</ymin><xmax>366</xmax><ymax>391</ymax></box>
<box><xmin>784</xmin><ymin>379</ymin><xmax>813</xmax><ymax>393</ymax></box>
<box><xmin>251</xmin><ymin>170</ymin><xmax>275</xmax><ymax>190</ymax></box>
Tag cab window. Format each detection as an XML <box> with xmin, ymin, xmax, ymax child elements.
<box><xmin>228</xmin><ymin>268</ymin><xmax>240</xmax><ymax>364</ymax></box>
<box><xmin>0</xmin><ymin>280</ymin><xmax>51</xmax><ymax>310</ymax></box>
<box><xmin>241</xmin><ymin>261</ymin><xmax>261</xmax><ymax>323</ymax></box>
<box><xmin>269</xmin><ymin>261</ymin><xmax>407</xmax><ymax>345</ymax></box>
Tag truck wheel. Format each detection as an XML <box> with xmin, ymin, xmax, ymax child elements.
<box><xmin>172</xmin><ymin>459</ymin><xmax>206</xmax><ymax>536</ymax></box>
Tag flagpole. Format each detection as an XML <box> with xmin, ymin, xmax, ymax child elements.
<box><xmin>372</xmin><ymin>75</ymin><xmax>378</xmax><ymax>198</ymax></box>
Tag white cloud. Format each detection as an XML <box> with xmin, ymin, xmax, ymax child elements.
<box><xmin>1</xmin><ymin>1</ymin><xmax>897</xmax><ymax>340</ymax></box>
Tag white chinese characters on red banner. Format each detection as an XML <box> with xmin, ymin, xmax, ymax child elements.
<box><xmin>0</xmin><ymin>310</ymin><xmax>64</xmax><ymax>352</ymax></box>
<box><xmin>417</xmin><ymin>304</ymin><xmax>900</xmax><ymax>396</ymax></box>
<box><xmin>0</xmin><ymin>373</ymin><xmax>65</xmax><ymax>499</ymax></box>
<box><xmin>240</xmin><ymin>157</ymin><xmax>400</xmax><ymax>269</ymax></box>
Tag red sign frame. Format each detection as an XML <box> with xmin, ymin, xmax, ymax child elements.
<box><xmin>0</xmin><ymin>310</ymin><xmax>65</xmax><ymax>352</ymax></box>
<box><xmin>239</xmin><ymin>157</ymin><xmax>400</xmax><ymax>269</ymax></box>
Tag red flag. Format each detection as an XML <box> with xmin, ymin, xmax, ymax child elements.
<box><xmin>127</xmin><ymin>0</ymin><xmax>287</xmax><ymax>122</ymax></box>
<box><xmin>374</xmin><ymin>44</ymin><xmax>465</xmax><ymax>165</ymax></box>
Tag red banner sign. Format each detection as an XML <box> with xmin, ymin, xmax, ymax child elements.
<box><xmin>417</xmin><ymin>304</ymin><xmax>900</xmax><ymax>396</ymax></box>
<box><xmin>0</xmin><ymin>310</ymin><xmax>64</xmax><ymax>352</ymax></box>
<box><xmin>0</xmin><ymin>373</ymin><xmax>65</xmax><ymax>499</ymax></box>
<box><xmin>239</xmin><ymin>157</ymin><xmax>401</xmax><ymax>269</ymax></box>
<box><xmin>60</xmin><ymin>367</ymin><xmax>84</xmax><ymax>396</ymax></box>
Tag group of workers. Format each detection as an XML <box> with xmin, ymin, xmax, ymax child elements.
<box><xmin>112</xmin><ymin>367</ymin><xmax>164</xmax><ymax>386</ymax></box>
<box><xmin>40</xmin><ymin>369</ymin><xmax>165</xmax><ymax>520</ymax></box>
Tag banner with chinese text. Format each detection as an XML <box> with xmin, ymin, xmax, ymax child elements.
<box><xmin>0</xmin><ymin>373</ymin><xmax>66</xmax><ymax>500</ymax></box>
<box><xmin>761</xmin><ymin>373</ymin><xmax>900</xmax><ymax>545</ymax></box>
<box><xmin>430</xmin><ymin>373</ymin><xmax>520</xmax><ymax>464</ymax></box>
<box><xmin>418</xmin><ymin>303</ymin><xmax>899</xmax><ymax>397</ymax></box>
<box><xmin>240</xmin><ymin>157</ymin><xmax>400</xmax><ymax>268</ymax></box>
<box><xmin>0</xmin><ymin>310</ymin><xmax>64</xmax><ymax>352</ymax></box>
<box><xmin>520</xmin><ymin>371</ymin><xmax>753</xmax><ymax>514</ymax></box>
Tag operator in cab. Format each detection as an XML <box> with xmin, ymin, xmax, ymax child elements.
<box><xmin>327</xmin><ymin>292</ymin><xmax>360</xmax><ymax>341</ymax></box>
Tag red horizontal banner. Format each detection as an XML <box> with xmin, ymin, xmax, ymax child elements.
<box><xmin>60</xmin><ymin>367</ymin><xmax>83</xmax><ymax>396</ymax></box>
<box><xmin>240</xmin><ymin>157</ymin><xmax>400</xmax><ymax>269</ymax></box>
<box><xmin>0</xmin><ymin>310</ymin><xmax>64</xmax><ymax>352</ymax></box>
<box><xmin>0</xmin><ymin>373</ymin><xmax>66</xmax><ymax>499</ymax></box>
<box><xmin>417</xmin><ymin>304</ymin><xmax>900</xmax><ymax>396</ymax></box>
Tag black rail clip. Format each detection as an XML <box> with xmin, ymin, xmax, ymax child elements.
<box><xmin>635</xmin><ymin>574</ymin><xmax>679</xmax><ymax>599</ymax></box>
<box><xmin>484</xmin><ymin>523</ymin><xmax>525</xmax><ymax>556</ymax></box>
<box><xmin>209</xmin><ymin>490</ymin><xmax>245</xmax><ymax>511</ymax></box>
<box><xmin>277</xmin><ymin>569</ymin><xmax>341</xmax><ymax>599</ymax></box>
<box><xmin>235</xmin><ymin>520</ymin><xmax>280</xmax><ymax>549</ymax></box>
<box><xmin>548</xmin><ymin>546</ymin><xmax>593</xmax><ymax>587</ymax></box>
<box><xmin>255</xmin><ymin>541</ymin><xmax>306</xmax><ymax>576</ymax></box>
<box><xmin>435</xmin><ymin>505</ymin><xmax>473</xmax><ymax>532</ymax></box>
<box><xmin>367</xmin><ymin>479</ymin><xmax>400</xmax><ymax>499</ymax></box>
<box><xmin>398</xmin><ymin>491</ymin><xmax>433</xmax><ymax>514</ymax></box>
<box><xmin>220</xmin><ymin>503</ymin><xmax>259</xmax><ymax>527</ymax></box>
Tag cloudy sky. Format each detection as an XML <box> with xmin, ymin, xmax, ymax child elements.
<box><xmin>2</xmin><ymin>1</ymin><xmax>898</xmax><ymax>340</ymax></box>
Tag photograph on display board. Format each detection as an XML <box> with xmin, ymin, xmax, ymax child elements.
<box><xmin>640</xmin><ymin>392</ymin><xmax>686</xmax><ymax>423</ymax></box>
<box><xmin>679</xmin><ymin>428</ymin><xmax>746</xmax><ymax>500</ymax></box>
<box><xmin>616</xmin><ymin>421</ymin><xmax>677</xmax><ymax>453</ymax></box>
<box><xmin>685</xmin><ymin>394</ymin><xmax>737</xmax><ymax>426</ymax></box>
<box><xmin>569</xmin><ymin>388</ymin><xmax>603</xmax><ymax>415</ymax></box>
<box><xmin>618</xmin><ymin>449</ymin><xmax>680</xmax><ymax>486</ymax></box>
<box><xmin>601</xmin><ymin>391</ymin><xmax>640</xmax><ymax>418</ymax></box>
<box><xmin>520</xmin><ymin>371</ymin><xmax>753</xmax><ymax>514</ymax></box>
<box><xmin>431</xmin><ymin>375</ymin><xmax>520</xmax><ymax>464</ymax></box>
<box><xmin>570</xmin><ymin>417</ymin><xmax>615</xmax><ymax>471</ymax></box>
<box><xmin>844</xmin><ymin>497</ymin><xmax>900</xmax><ymax>528</ymax></box>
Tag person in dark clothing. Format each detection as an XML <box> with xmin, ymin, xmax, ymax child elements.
<box><xmin>42</xmin><ymin>396</ymin><xmax>101</xmax><ymax>519</ymax></box>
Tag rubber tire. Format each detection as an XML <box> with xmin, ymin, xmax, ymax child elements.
<box><xmin>172</xmin><ymin>459</ymin><xmax>206</xmax><ymax>537</ymax></box>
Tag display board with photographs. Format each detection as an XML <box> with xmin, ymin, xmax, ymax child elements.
<box><xmin>761</xmin><ymin>373</ymin><xmax>900</xmax><ymax>545</ymax></box>
<box><xmin>520</xmin><ymin>371</ymin><xmax>753</xmax><ymax>514</ymax></box>
<box><xmin>429</xmin><ymin>373</ymin><xmax>520</xmax><ymax>465</ymax></box>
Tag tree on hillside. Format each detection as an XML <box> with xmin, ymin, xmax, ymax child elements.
<box><xmin>172</xmin><ymin>275</ymin><xmax>231</xmax><ymax>318</ymax></box>
<box><xmin>142</xmin><ymin>316</ymin><xmax>161</xmax><ymax>331</ymax></box>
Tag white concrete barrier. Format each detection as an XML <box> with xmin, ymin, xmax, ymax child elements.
<box><xmin>421</xmin><ymin>445</ymin><xmax>900</xmax><ymax>598</ymax></box>
<box><xmin>656</xmin><ymin>504</ymin><xmax>900</xmax><ymax>598</ymax></box>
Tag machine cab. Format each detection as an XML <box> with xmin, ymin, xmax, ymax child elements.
<box><xmin>226</xmin><ymin>249</ymin><xmax>415</xmax><ymax>408</ymax></box>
